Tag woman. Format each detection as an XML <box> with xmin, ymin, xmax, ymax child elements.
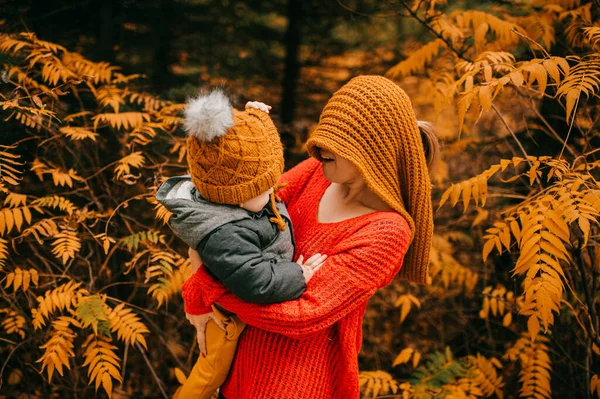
<box><xmin>181</xmin><ymin>75</ymin><xmax>439</xmax><ymax>398</ymax></box>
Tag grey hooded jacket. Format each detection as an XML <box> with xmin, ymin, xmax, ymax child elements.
<box><xmin>155</xmin><ymin>176</ymin><xmax>305</xmax><ymax>304</ymax></box>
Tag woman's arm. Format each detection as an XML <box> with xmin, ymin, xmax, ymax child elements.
<box><xmin>192</xmin><ymin>217</ymin><xmax>411</xmax><ymax>339</ymax></box>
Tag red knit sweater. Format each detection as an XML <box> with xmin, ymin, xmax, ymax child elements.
<box><xmin>181</xmin><ymin>158</ymin><xmax>411</xmax><ymax>399</ymax></box>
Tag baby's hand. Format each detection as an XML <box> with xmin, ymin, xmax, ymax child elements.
<box><xmin>296</xmin><ymin>253</ymin><xmax>327</xmax><ymax>284</ymax></box>
<box><xmin>245</xmin><ymin>101</ymin><xmax>272</xmax><ymax>114</ymax></box>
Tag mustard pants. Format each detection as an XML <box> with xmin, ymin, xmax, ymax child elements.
<box><xmin>173</xmin><ymin>306</ymin><xmax>246</xmax><ymax>399</ymax></box>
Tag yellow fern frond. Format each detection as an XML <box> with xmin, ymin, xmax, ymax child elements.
<box><xmin>31</xmin><ymin>37</ymin><xmax>66</xmax><ymax>53</ymax></box>
<box><xmin>386</xmin><ymin>39</ymin><xmax>446</xmax><ymax>79</ymax></box>
<box><xmin>0</xmin><ymin>308</ymin><xmax>27</xmax><ymax>339</ymax></box>
<box><xmin>518</xmin><ymin>14</ymin><xmax>556</xmax><ymax>49</ymax></box>
<box><xmin>0</xmin><ymin>237</ymin><xmax>8</xmax><ymax>270</ymax></box>
<box><xmin>63</xmin><ymin>111</ymin><xmax>94</xmax><ymax>123</ymax></box>
<box><xmin>93</xmin><ymin>112</ymin><xmax>150</xmax><ymax>131</ymax></box>
<box><xmin>31</xmin><ymin>195</ymin><xmax>77</xmax><ymax>215</ymax></box>
<box><xmin>59</xmin><ymin>126</ymin><xmax>99</xmax><ymax>141</ymax></box>
<box><xmin>112</xmin><ymin>72</ymin><xmax>144</xmax><ymax>84</ymax></box>
<box><xmin>583</xmin><ymin>26</ymin><xmax>600</xmax><ymax>49</ymax></box>
<box><xmin>147</xmin><ymin>254</ymin><xmax>191</xmax><ymax>307</ymax></box>
<box><xmin>359</xmin><ymin>371</ymin><xmax>400</xmax><ymax>399</ymax></box>
<box><xmin>464</xmin><ymin>355</ymin><xmax>504</xmax><ymax>398</ymax></box>
<box><xmin>394</xmin><ymin>294</ymin><xmax>421</xmax><ymax>324</ymax></box>
<box><xmin>439</xmin><ymin>156</ymin><xmax>558</xmax><ymax>212</ymax></box>
<box><xmin>107</xmin><ymin>303</ymin><xmax>150</xmax><ymax>349</ymax></box>
<box><xmin>114</xmin><ymin>152</ymin><xmax>145</xmax><ymax>180</ymax></box>
<box><xmin>119</xmin><ymin>230</ymin><xmax>166</xmax><ymax>252</ymax></box>
<box><xmin>0</xmin><ymin>36</ymin><xmax>33</xmax><ymax>54</ymax></box>
<box><xmin>62</xmin><ymin>52</ymin><xmax>119</xmax><ymax>84</ymax></box>
<box><xmin>82</xmin><ymin>334</ymin><xmax>122</xmax><ymax>398</ymax></box>
<box><xmin>37</xmin><ymin>316</ymin><xmax>81</xmax><ymax>382</ymax></box>
<box><xmin>429</xmin><ymin>234</ymin><xmax>479</xmax><ymax>295</ymax></box>
<box><xmin>432</xmin><ymin>15</ymin><xmax>464</xmax><ymax>45</ymax></box>
<box><xmin>151</xmin><ymin>198</ymin><xmax>172</xmax><ymax>224</ymax></box>
<box><xmin>479</xmin><ymin>284</ymin><xmax>518</xmax><ymax>327</ymax></box>
<box><xmin>127</xmin><ymin>123</ymin><xmax>160</xmax><ymax>146</ymax></box>
<box><xmin>155</xmin><ymin>114</ymin><xmax>184</xmax><ymax>130</ymax></box>
<box><xmin>0</xmin><ymin>144</ymin><xmax>25</xmax><ymax>185</ymax></box>
<box><xmin>30</xmin><ymin>159</ymin><xmax>83</xmax><ymax>188</ymax></box>
<box><xmin>38</xmin><ymin>55</ymin><xmax>76</xmax><ymax>85</ymax></box>
<box><xmin>95</xmin><ymin>85</ymin><xmax>125</xmax><ymax>113</ymax></box>
<box><xmin>454</xmin><ymin>10</ymin><xmax>524</xmax><ymax>49</ymax></box>
<box><xmin>393</xmin><ymin>347</ymin><xmax>422</xmax><ymax>368</ymax></box>
<box><xmin>557</xmin><ymin>55</ymin><xmax>600</xmax><ymax>123</ymax></box>
<box><xmin>51</xmin><ymin>228</ymin><xmax>81</xmax><ymax>264</ymax></box>
<box><xmin>94</xmin><ymin>233</ymin><xmax>116</xmax><ymax>255</ymax></box>
<box><xmin>31</xmin><ymin>281</ymin><xmax>88</xmax><ymax>329</ymax></box>
<box><xmin>560</xmin><ymin>4</ymin><xmax>592</xmax><ymax>48</ymax></box>
<box><xmin>506</xmin><ymin>334</ymin><xmax>552</xmax><ymax>399</ymax></box>
<box><xmin>0</xmin><ymin>206</ymin><xmax>33</xmax><ymax>236</ymax></box>
<box><xmin>128</xmin><ymin>92</ymin><xmax>170</xmax><ymax>111</ymax></box>
<box><xmin>4</xmin><ymin>192</ymin><xmax>27</xmax><ymax>208</ymax></box>
<box><xmin>514</xmin><ymin>205</ymin><xmax>569</xmax><ymax>336</ymax></box>
<box><xmin>4</xmin><ymin>267</ymin><xmax>39</xmax><ymax>292</ymax></box>
<box><xmin>7</xmin><ymin>66</ymin><xmax>53</xmax><ymax>95</ymax></box>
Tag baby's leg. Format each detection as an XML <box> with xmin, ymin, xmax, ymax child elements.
<box><xmin>174</xmin><ymin>308</ymin><xmax>246</xmax><ymax>399</ymax></box>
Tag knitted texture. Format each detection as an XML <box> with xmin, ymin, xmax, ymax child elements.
<box><xmin>186</xmin><ymin>106</ymin><xmax>284</xmax><ymax>205</ymax></box>
<box><xmin>306</xmin><ymin>75</ymin><xmax>433</xmax><ymax>284</ymax></box>
<box><xmin>181</xmin><ymin>159</ymin><xmax>412</xmax><ymax>399</ymax></box>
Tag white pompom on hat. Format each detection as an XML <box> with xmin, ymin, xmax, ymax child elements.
<box><xmin>184</xmin><ymin>89</ymin><xmax>235</xmax><ymax>141</ymax></box>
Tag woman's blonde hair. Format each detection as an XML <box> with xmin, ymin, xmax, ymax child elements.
<box><xmin>417</xmin><ymin>120</ymin><xmax>441</xmax><ymax>176</ymax></box>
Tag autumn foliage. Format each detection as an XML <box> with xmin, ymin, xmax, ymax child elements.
<box><xmin>1</xmin><ymin>0</ymin><xmax>600</xmax><ymax>398</ymax></box>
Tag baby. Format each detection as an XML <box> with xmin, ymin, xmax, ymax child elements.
<box><xmin>156</xmin><ymin>89</ymin><xmax>325</xmax><ymax>399</ymax></box>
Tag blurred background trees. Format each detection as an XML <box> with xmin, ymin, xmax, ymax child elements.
<box><xmin>1</xmin><ymin>0</ymin><xmax>600</xmax><ymax>398</ymax></box>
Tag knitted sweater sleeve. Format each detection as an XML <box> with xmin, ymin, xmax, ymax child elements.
<box><xmin>210</xmin><ymin>217</ymin><xmax>411</xmax><ymax>338</ymax></box>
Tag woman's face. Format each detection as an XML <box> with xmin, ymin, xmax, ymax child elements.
<box><xmin>319</xmin><ymin>148</ymin><xmax>362</xmax><ymax>184</ymax></box>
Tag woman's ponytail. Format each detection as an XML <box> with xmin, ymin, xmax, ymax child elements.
<box><xmin>416</xmin><ymin>120</ymin><xmax>441</xmax><ymax>176</ymax></box>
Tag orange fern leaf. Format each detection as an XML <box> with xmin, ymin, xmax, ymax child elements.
<box><xmin>59</xmin><ymin>126</ymin><xmax>99</xmax><ymax>141</ymax></box>
<box><xmin>82</xmin><ymin>334</ymin><xmax>122</xmax><ymax>399</ymax></box>
<box><xmin>36</xmin><ymin>316</ymin><xmax>81</xmax><ymax>382</ymax></box>
<box><xmin>114</xmin><ymin>152</ymin><xmax>145</xmax><ymax>180</ymax></box>
<box><xmin>31</xmin><ymin>281</ymin><xmax>88</xmax><ymax>329</ymax></box>
<box><xmin>93</xmin><ymin>112</ymin><xmax>150</xmax><ymax>131</ymax></box>
<box><xmin>0</xmin><ymin>308</ymin><xmax>27</xmax><ymax>339</ymax></box>
<box><xmin>4</xmin><ymin>267</ymin><xmax>39</xmax><ymax>292</ymax></box>
<box><xmin>51</xmin><ymin>229</ymin><xmax>81</xmax><ymax>264</ymax></box>
<box><xmin>107</xmin><ymin>303</ymin><xmax>150</xmax><ymax>349</ymax></box>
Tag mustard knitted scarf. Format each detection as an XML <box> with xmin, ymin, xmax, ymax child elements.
<box><xmin>306</xmin><ymin>75</ymin><xmax>434</xmax><ymax>284</ymax></box>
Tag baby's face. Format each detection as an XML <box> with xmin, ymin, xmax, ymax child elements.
<box><xmin>240</xmin><ymin>188</ymin><xmax>273</xmax><ymax>212</ymax></box>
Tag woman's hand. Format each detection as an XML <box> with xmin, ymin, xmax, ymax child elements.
<box><xmin>185</xmin><ymin>312</ymin><xmax>226</xmax><ymax>356</ymax></box>
<box><xmin>188</xmin><ymin>247</ymin><xmax>203</xmax><ymax>274</ymax></box>
<box><xmin>245</xmin><ymin>101</ymin><xmax>271</xmax><ymax>113</ymax></box>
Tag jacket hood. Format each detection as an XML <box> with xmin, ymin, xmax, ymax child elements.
<box><xmin>156</xmin><ymin>175</ymin><xmax>254</xmax><ymax>250</ymax></box>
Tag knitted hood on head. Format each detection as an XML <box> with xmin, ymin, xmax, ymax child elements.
<box><xmin>306</xmin><ymin>75</ymin><xmax>433</xmax><ymax>284</ymax></box>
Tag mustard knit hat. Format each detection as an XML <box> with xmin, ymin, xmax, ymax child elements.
<box><xmin>306</xmin><ymin>75</ymin><xmax>433</xmax><ymax>284</ymax></box>
<box><xmin>184</xmin><ymin>89</ymin><xmax>284</xmax><ymax>208</ymax></box>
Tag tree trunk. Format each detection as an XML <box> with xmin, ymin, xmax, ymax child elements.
<box><xmin>151</xmin><ymin>0</ymin><xmax>174</xmax><ymax>90</ymax></box>
<box><xmin>280</xmin><ymin>0</ymin><xmax>302</xmax><ymax>124</ymax></box>
<box><xmin>97</xmin><ymin>0</ymin><xmax>115</xmax><ymax>63</ymax></box>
